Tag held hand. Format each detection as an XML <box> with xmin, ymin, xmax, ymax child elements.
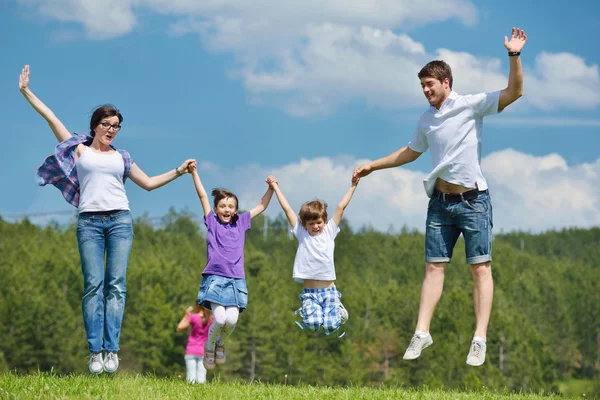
<box><xmin>187</xmin><ymin>160</ymin><xmax>197</xmax><ymax>174</ymax></box>
<box><xmin>353</xmin><ymin>164</ymin><xmax>373</xmax><ymax>180</ymax></box>
<box><xmin>266</xmin><ymin>175</ymin><xmax>278</xmax><ymax>188</ymax></box>
<box><xmin>178</xmin><ymin>159</ymin><xmax>196</xmax><ymax>175</ymax></box>
<box><xmin>504</xmin><ymin>27</ymin><xmax>527</xmax><ymax>52</ymax></box>
<box><xmin>185</xmin><ymin>306</ymin><xmax>193</xmax><ymax>315</ymax></box>
<box><xmin>19</xmin><ymin>65</ymin><xmax>30</xmax><ymax>92</ymax></box>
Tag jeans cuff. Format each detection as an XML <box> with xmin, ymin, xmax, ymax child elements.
<box><xmin>466</xmin><ymin>255</ymin><xmax>492</xmax><ymax>265</ymax></box>
<box><xmin>426</xmin><ymin>256</ymin><xmax>450</xmax><ymax>263</ymax></box>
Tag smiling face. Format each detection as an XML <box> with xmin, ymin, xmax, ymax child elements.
<box><xmin>420</xmin><ymin>76</ymin><xmax>451</xmax><ymax>109</ymax></box>
<box><xmin>304</xmin><ymin>218</ymin><xmax>326</xmax><ymax>236</ymax></box>
<box><xmin>214</xmin><ymin>196</ymin><xmax>237</xmax><ymax>224</ymax></box>
<box><xmin>93</xmin><ymin>116</ymin><xmax>121</xmax><ymax>146</ymax></box>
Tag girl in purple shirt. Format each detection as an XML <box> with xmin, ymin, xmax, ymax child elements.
<box><xmin>177</xmin><ymin>305</ymin><xmax>213</xmax><ymax>383</ymax></box>
<box><xmin>188</xmin><ymin>163</ymin><xmax>274</xmax><ymax>371</ymax></box>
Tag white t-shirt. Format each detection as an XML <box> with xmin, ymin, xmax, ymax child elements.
<box><xmin>76</xmin><ymin>147</ymin><xmax>130</xmax><ymax>212</ymax></box>
<box><xmin>408</xmin><ymin>90</ymin><xmax>501</xmax><ymax>197</ymax></box>
<box><xmin>291</xmin><ymin>219</ymin><xmax>340</xmax><ymax>282</ymax></box>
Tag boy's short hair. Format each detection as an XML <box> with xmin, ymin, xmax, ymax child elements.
<box><xmin>418</xmin><ymin>60</ymin><xmax>453</xmax><ymax>89</ymax></box>
<box><xmin>298</xmin><ymin>199</ymin><xmax>328</xmax><ymax>224</ymax></box>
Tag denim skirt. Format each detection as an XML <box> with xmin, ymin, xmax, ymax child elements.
<box><xmin>197</xmin><ymin>274</ymin><xmax>248</xmax><ymax>312</ymax></box>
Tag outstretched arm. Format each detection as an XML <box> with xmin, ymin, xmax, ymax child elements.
<box><xmin>249</xmin><ymin>184</ymin><xmax>275</xmax><ymax>219</ymax></box>
<box><xmin>128</xmin><ymin>159</ymin><xmax>195</xmax><ymax>192</ymax></box>
<box><xmin>266</xmin><ymin>176</ymin><xmax>298</xmax><ymax>228</ymax></box>
<box><xmin>189</xmin><ymin>163</ymin><xmax>212</xmax><ymax>217</ymax></box>
<box><xmin>499</xmin><ymin>27</ymin><xmax>527</xmax><ymax>111</ymax></box>
<box><xmin>353</xmin><ymin>146</ymin><xmax>421</xmax><ymax>180</ymax></box>
<box><xmin>19</xmin><ymin>65</ymin><xmax>71</xmax><ymax>143</ymax></box>
<box><xmin>176</xmin><ymin>307</ymin><xmax>193</xmax><ymax>332</ymax></box>
<box><xmin>332</xmin><ymin>179</ymin><xmax>359</xmax><ymax>226</ymax></box>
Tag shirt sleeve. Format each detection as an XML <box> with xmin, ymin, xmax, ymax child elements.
<box><xmin>238</xmin><ymin>211</ymin><xmax>251</xmax><ymax>231</ymax></box>
<box><xmin>187</xmin><ymin>314</ymin><xmax>199</xmax><ymax>326</ymax></box>
<box><xmin>291</xmin><ymin>222</ymin><xmax>304</xmax><ymax>238</ymax></box>
<box><xmin>408</xmin><ymin>125</ymin><xmax>428</xmax><ymax>153</ymax></box>
<box><xmin>326</xmin><ymin>219</ymin><xmax>340</xmax><ymax>239</ymax></box>
<box><xmin>204</xmin><ymin>210</ymin><xmax>216</xmax><ymax>229</ymax></box>
<box><xmin>465</xmin><ymin>90</ymin><xmax>502</xmax><ymax>117</ymax></box>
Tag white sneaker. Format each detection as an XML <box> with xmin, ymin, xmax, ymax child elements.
<box><xmin>103</xmin><ymin>352</ymin><xmax>120</xmax><ymax>373</ymax></box>
<box><xmin>403</xmin><ymin>333</ymin><xmax>433</xmax><ymax>360</ymax></box>
<box><xmin>338</xmin><ymin>303</ymin><xmax>349</xmax><ymax>325</ymax></box>
<box><xmin>466</xmin><ymin>340</ymin><xmax>486</xmax><ymax>366</ymax></box>
<box><xmin>88</xmin><ymin>352</ymin><xmax>103</xmax><ymax>374</ymax></box>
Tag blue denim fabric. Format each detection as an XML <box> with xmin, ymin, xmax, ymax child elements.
<box><xmin>76</xmin><ymin>210</ymin><xmax>134</xmax><ymax>353</ymax></box>
<box><xmin>197</xmin><ymin>275</ymin><xmax>248</xmax><ymax>312</ymax></box>
<box><xmin>425</xmin><ymin>191</ymin><xmax>493</xmax><ymax>265</ymax></box>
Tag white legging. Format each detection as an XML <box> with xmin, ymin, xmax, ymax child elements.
<box><xmin>184</xmin><ymin>354</ymin><xmax>206</xmax><ymax>383</ymax></box>
<box><xmin>206</xmin><ymin>303</ymin><xmax>239</xmax><ymax>350</ymax></box>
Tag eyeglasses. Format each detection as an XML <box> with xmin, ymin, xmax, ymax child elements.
<box><xmin>99</xmin><ymin>121</ymin><xmax>122</xmax><ymax>131</ymax></box>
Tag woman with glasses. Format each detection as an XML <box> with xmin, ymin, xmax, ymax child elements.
<box><xmin>18</xmin><ymin>64</ymin><xmax>196</xmax><ymax>375</ymax></box>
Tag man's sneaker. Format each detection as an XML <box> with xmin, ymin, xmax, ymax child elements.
<box><xmin>88</xmin><ymin>352</ymin><xmax>103</xmax><ymax>374</ymax></box>
<box><xmin>339</xmin><ymin>303</ymin><xmax>349</xmax><ymax>325</ymax></box>
<box><xmin>203</xmin><ymin>344</ymin><xmax>216</xmax><ymax>370</ymax></box>
<box><xmin>403</xmin><ymin>333</ymin><xmax>433</xmax><ymax>360</ymax></box>
<box><xmin>103</xmin><ymin>352</ymin><xmax>119</xmax><ymax>373</ymax></box>
<box><xmin>215</xmin><ymin>342</ymin><xmax>226</xmax><ymax>366</ymax></box>
<box><xmin>466</xmin><ymin>340</ymin><xmax>487</xmax><ymax>366</ymax></box>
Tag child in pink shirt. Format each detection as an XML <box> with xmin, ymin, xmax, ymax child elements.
<box><xmin>177</xmin><ymin>305</ymin><xmax>213</xmax><ymax>383</ymax></box>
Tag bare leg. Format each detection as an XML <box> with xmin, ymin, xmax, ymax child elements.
<box><xmin>415</xmin><ymin>262</ymin><xmax>448</xmax><ymax>332</ymax></box>
<box><xmin>471</xmin><ymin>262</ymin><xmax>493</xmax><ymax>338</ymax></box>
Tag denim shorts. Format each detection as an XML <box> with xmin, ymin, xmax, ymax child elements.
<box><xmin>425</xmin><ymin>190</ymin><xmax>493</xmax><ymax>265</ymax></box>
<box><xmin>197</xmin><ymin>274</ymin><xmax>248</xmax><ymax>312</ymax></box>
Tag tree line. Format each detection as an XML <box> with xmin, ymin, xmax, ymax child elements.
<box><xmin>0</xmin><ymin>209</ymin><xmax>598</xmax><ymax>394</ymax></box>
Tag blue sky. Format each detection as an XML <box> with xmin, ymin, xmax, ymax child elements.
<box><xmin>1</xmin><ymin>0</ymin><xmax>599</xmax><ymax>232</ymax></box>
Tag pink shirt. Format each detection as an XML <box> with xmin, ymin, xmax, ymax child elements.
<box><xmin>185</xmin><ymin>314</ymin><xmax>211</xmax><ymax>356</ymax></box>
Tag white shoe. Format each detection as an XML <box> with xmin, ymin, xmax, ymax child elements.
<box><xmin>103</xmin><ymin>352</ymin><xmax>119</xmax><ymax>373</ymax></box>
<box><xmin>403</xmin><ymin>333</ymin><xmax>433</xmax><ymax>360</ymax></box>
<box><xmin>466</xmin><ymin>340</ymin><xmax>486</xmax><ymax>366</ymax></box>
<box><xmin>88</xmin><ymin>353</ymin><xmax>103</xmax><ymax>374</ymax></box>
<box><xmin>338</xmin><ymin>303</ymin><xmax>349</xmax><ymax>325</ymax></box>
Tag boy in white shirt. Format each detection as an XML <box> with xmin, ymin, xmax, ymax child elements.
<box><xmin>267</xmin><ymin>176</ymin><xmax>359</xmax><ymax>336</ymax></box>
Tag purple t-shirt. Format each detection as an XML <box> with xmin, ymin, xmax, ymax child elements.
<box><xmin>202</xmin><ymin>210</ymin><xmax>251</xmax><ymax>279</ymax></box>
<box><xmin>185</xmin><ymin>314</ymin><xmax>211</xmax><ymax>356</ymax></box>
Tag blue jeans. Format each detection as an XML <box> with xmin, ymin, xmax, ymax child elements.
<box><xmin>425</xmin><ymin>190</ymin><xmax>493</xmax><ymax>265</ymax></box>
<box><xmin>76</xmin><ymin>210</ymin><xmax>134</xmax><ymax>353</ymax></box>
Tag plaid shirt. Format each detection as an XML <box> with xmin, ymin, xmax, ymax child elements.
<box><xmin>36</xmin><ymin>133</ymin><xmax>132</xmax><ymax>208</ymax></box>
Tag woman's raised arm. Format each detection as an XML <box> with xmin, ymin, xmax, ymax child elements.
<box><xmin>19</xmin><ymin>65</ymin><xmax>72</xmax><ymax>143</ymax></box>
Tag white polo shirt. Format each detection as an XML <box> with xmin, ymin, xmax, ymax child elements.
<box><xmin>408</xmin><ymin>90</ymin><xmax>501</xmax><ymax>197</ymax></box>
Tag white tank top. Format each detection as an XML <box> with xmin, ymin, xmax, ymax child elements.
<box><xmin>76</xmin><ymin>147</ymin><xmax>130</xmax><ymax>212</ymax></box>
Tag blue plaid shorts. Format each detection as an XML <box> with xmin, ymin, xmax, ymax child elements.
<box><xmin>295</xmin><ymin>286</ymin><xmax>346</xmax><ymax>336</ymax></box>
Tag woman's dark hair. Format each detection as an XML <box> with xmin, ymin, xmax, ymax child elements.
<box><xmin>89</xmin><ymin>104</ymin><xmax>123</xmax><ymax>137</ymax></box>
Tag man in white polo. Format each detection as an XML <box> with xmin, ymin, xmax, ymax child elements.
<box><xmin>353</xmin><ymin>27</ymin><xmax>527</xmax><ymax>366</ymax></box>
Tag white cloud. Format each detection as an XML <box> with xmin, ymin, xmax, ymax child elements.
<box><xmin>18</xmin><ymin>0</ymin><xmax>600</xmax><ymax>115</ymax></box>
<box><xmin>9</xmin><ymin>150</ymin><xmax>600</xmax><ymax>234</ymax></box>
<box><xmin>202</xmin><ymin>150</ymin><xmax>600</xmax><ymax>233</ymax></box>
<box><xmin>525</xmin><ymin>52</ymin><xmax>600</xmax><ymax>110</ymax></box>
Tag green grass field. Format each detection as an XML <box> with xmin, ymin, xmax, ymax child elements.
<box><xmin>0</xmin><ymin>373</ymin><xmax>582</xmax><ymax>400</ymax></box>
